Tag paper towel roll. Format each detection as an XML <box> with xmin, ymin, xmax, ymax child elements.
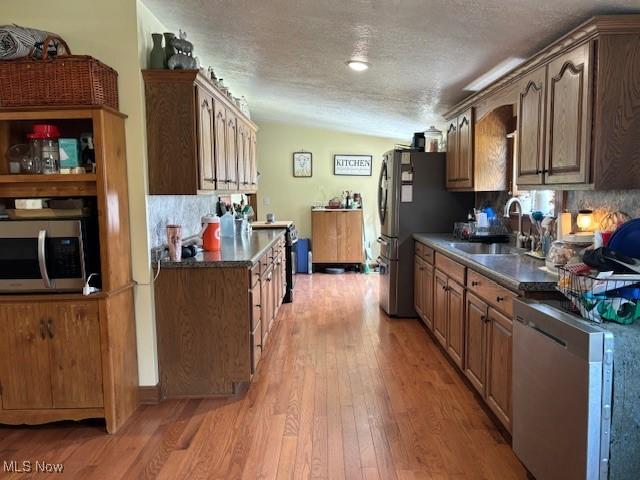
<box><xmin>557</xmin><ymin>211</ymin><xmax>572</xmax><ymax>240</ymax></box>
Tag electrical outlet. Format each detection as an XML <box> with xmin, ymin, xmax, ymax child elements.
<box><xmin>263</xmin><ymin>196</ymin><xmax>270</xmax><ymax>206</ymax></box>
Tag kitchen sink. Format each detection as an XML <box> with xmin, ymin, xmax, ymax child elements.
<box><xmin>449</xmin><ymin>242</ymin><xmax>523</xmax><ymax>255</ymax></box>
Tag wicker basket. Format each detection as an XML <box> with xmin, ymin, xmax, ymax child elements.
<box><xmin>0</xmin><ymin>37</ymin><xmax>118</xmax><ymax>110</ymax></box>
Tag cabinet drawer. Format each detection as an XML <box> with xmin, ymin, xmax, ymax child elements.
<box><xmin>467</xmin><ymin>270</ymin><xmax>516</xmax><ymax>317</ymax></box>
<box><xmin>435</xmin><ymin>253</ymin><xmax>465</xmax><ymax>285</ymax></box>
<box><xmin>415</xmin><ymin>242</ymin><xmax>434</xmax><ymax>264</ymax></box>
<box><xmin>251</xmin><ymin>321</ymin><xmax>262</xmax><ymax>374</ymax></box>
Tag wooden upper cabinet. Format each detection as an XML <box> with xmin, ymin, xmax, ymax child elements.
<box><xmin>516</xmin><ymin>67</ymin><xmax>546</xmax><ymax>186</ymax></box>
<box><xmin>0</xmin><ymin>304</ymin><xmax>52</xmax><ymax>410</ymax></box>
<box><xmin>445</xmin><ymin>121</ymin><xmax>458</xmax><ymax>189</ymax></box>
<box><xmin>249</xmin><ymin>130</ymin><xmax>258</xmax><ymax>187</ymax></box>
<box><xmin>456</xmin><ymin>109</ymin><xmax>474</xmax><ymax>189</ymax></box>
<box><xmin>236</xmin><ymin>121</ymin><xmax>247</xmax><ymax>189</ymax></box>
<box><xmin>225</xmin><ymin>112</ymin><xmax>238</xmax><ymax>190</ymax></box>
<box><xmin>545</xmin><ymin>42</ymin><xmax>592</xmax><ymax>185</ymax></box>
<box><xmin>213</xmin><ymin>101</ymin><xmax>228</xmax><ymax>191</ymax></box>
<box><xmin>143</xmin><ymin>70</ymin><xmax>258</xmax><ymax>194</ymax></box>
<box><xmin>196</xmin><ymin>86</ymin><xmax>216</xmax><ymax>190</ymax></box>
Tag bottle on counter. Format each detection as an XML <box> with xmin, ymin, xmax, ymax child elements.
<box><xmin>220</xmin><ymin>211</ymin><xmax>235</xmax><ymax>238</ymax></box>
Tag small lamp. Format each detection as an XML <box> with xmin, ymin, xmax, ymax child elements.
<box><xmin>576</xmin><ymin>209</ymin><xmax>594</xmax><ymax>232</ymax></box>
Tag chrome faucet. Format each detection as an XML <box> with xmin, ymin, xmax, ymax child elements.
<box><xmin>504</xmin><ymin>197</ymin><xmax>524</xmax><ymax>245</ymax></box>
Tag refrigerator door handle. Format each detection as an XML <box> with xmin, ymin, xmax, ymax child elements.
<box><xmin>376</xmin><ymin>236</ymin><xmax>389</xmax><ymax>246</ymax></box>
<box><xmin>377</xmin><ymin>256</ymin><xmax>388</xmax><ymax>268</ymax></box>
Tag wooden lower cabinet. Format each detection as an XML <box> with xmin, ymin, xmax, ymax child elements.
<box><xmin>486</xmin><ymin>307</ymin><xmax>513</xmax><ymax>431</ymax></box>
<box><xmin>433</xmin><ymin>270</ymin><xmax>448</xmax><ymax>347</ymax></box>
<box><xmin>311</xmin><ymin>210</ymin><xmax>363</xmax><ymax>264</ymax></box>
<box><xmin>446</xmin><ymin>280</ymin><xmax>465</xmax><ymax>368</ymax></box>
<box><xmin>464</xmin><ymin>293</ymin><xmax>489</xmax><ymax>395</ymax></box>
<box><xmin>155</xmin><ymin>234</ymin><xmax>286</xmax><ymax>397</ymax></box>
<box><xmin>0</xmin><ymin>289</ymin><xmax>138</xmax><ymax>433</ymax></box>
<box><xmin>414</xmin><ymin>255</ymin><xmax>435</xmax><ymax>330</ymax></box>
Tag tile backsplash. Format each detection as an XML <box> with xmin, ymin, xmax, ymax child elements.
<box><xmin>566</xmin><ymin>190</ymin><xmax>640</xmax><ymax>220</ymax></box>
<box><xmin>147</xmin><ymin>195</ymin><xmax>219</xmax><ymax>248</ymax></box>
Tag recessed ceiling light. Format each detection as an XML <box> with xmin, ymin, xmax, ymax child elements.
<box><xmin>347</xmin><ymin>60</ymin><xmax>369</xmax><ymax>72</ymax></box>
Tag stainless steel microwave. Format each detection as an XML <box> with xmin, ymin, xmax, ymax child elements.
<box><xmin>0</xmin><ymin>218</ymin><xmax>100</xmax><ymax>293</ymax></box>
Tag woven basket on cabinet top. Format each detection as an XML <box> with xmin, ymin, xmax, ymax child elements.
<box><xmin>0</xmin><ymin>36</ymin><xmax>119</xmax><ymax>110</ymax></box>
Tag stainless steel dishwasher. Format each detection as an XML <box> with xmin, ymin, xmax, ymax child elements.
<box><xmin>512</xmin><ymin>299</ymin><xmax>613</xmax><ymax>480</ymax></box>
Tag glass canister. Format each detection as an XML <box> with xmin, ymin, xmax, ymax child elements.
<box><xmin>41</xmin><ymin>137</ymin><xmax>60</xmax><ymax>174</ymax></box>
<box><xmin>27</xmin><ymin>133</ymin><xmax>44</xmax><ymax>174</ymax></box>
<box><xmin>424</xmin><ymin>125</ymin><xmax>443</xmax><ymax>152</ymax></box>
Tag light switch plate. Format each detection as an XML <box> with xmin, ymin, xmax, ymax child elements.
<box><xmin>263</xmin><ymin>196</ymin><xmax>271</xmax><ymax>206</ymax></box>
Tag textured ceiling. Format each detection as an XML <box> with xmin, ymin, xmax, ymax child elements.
<box><xmin>142</xmin><ymin>0</ymin><xmax>640</xmax><ymax>140</ymax></box>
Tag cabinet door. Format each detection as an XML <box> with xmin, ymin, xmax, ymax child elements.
<box><xmin>545</xmin><ymin>42</ymin><xmax>592</xmax><ymax>185</ymax></box>
<box><xmin>260</xmin><ymin>268</ymin><xmax>273</xmax><ymax>347</ymax></box>
<box><xmin>414</xmin><ymin>256</ymin><xmax>424</xmax><ymax>318</ymax></box>
<box><xmin>213</xmin><ymin>101</ymin><xmax>228</xmax><ymax>190</ymax></box>
<box><xmin>196</xmin><ymin>87</ymin><xmax>216</xmax><ymax>190</ymax></box>
<box><xmin>251</xmin><ymin>320</ymin><xmax>262</xmax><ymax>374</ymax></box>
<box><xmin>446</xmin><ymin>280</ymin><xmax>465</xmax><ymax>369</ymax></box>
<box><xmin>336</xmin><ymin>212</ymin><xmax>363</xmax><ymax>263</ymax></box>
<box><xmin>445</xmin><ymin>120</ymin><xmax>458</xmax><ymax>188</ymax></box>
<box><xmin>225</xmin><ymin>112</ymin><xmax>239</xmax><ymax>190</ymax></box>
<box><xmin>236</xmin><ymin>121</ymin><xmax>247</xmax><ymax>190</ymax></box>
<box><xmin>311</xmin><ymin>211</ymin><xmax>337</xmax><ymax>263</ymax></box>
<box><xmin>249</xmin><ymin>129</ymin><xmax>258</xmax><ymax>187</ymax></box>
<box><xmin>456</xmin><ymin>109</ymin><xmax>474</xmax><ymax>189</ymax></box>
<box><xmin>464</xmin><ymin>293</ymin><xmax>488</xmax><ymax>395</ymax></box>
<box><xmin>433</xmin><ymin>270</ymin><xmax>448</xmax><ymax>347</ymax></box>
<box><xmin>422</xmin><ymin>262</ymin><xmax>434</xmax><ymax>331</ymax></box>
<box><xmin>47</xmin><ymin>302</ymin><xmax>103</xmax><ymax>408</ymax></box>
<box><xmin>486</xmin><ymin>307</ymin><xmax>513</xmax><ymax>431</ymax></box>
<box><xmin>0</xmin><ymin>304</ymin><xmax>52</xmax><ymax>410</ymax></box>
<box><xmin>516</xmin><ymin>67</ymin><xmax>546</xmax><ymax>186</ymax></box>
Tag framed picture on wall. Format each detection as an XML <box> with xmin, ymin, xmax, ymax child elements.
<box><xmin>293</xmin><ymin>151</ymin><xmax>312</xmax><ymax>177</ymax></box>
<box><xmin>334</xmin><ymin>154</ymin><xmax>373</xmax><ymax>176</ymax></box>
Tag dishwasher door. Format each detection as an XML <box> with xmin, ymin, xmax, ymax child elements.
<box><xmin>512</xmin><ymin>300</ymin><xmax>613</xmax><ymax>480</ymax></box>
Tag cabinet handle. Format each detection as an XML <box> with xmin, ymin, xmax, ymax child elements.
<box><xmin>481</xmin><ymin>315</ymin><xmax>486</xmax><ymax>322</ymax></box>
<box><xmin>204</xmin><ymin>177</ymin><xmax>216</xmax><ymax>182</ymax></box>
<box><xmin>255</xmin><ymin>304</ymin><xmax>261</xmax><ymax>308</ymax></box>
<box><xmin>496</xmin><ymin>296</ymin><xmax>505</xmax><ymax>302</ymax></box>
<box><xmin>442</xmin><ymin>285</ymin><xmax>447</xmax><ymax>291</ymax></box>
<box><xmin>40</xmin><ymin>319</ymin><xmax>46</xmax><ymax>339</ymax></box>
<box><xmin>471</xmin><ymin>280</ymin><xmax>480</xmax><ymax>286</ymax></box>
<box><xmin>46</xmin><ymin>319</ymin><xmax>55</xmax><ymax>339</ymax></box>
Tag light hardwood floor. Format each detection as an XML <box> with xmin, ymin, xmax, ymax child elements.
<box><xmin>0</xmin><ymin>274</ymin><xmax>526</xmax><ymax>479</ymax></box>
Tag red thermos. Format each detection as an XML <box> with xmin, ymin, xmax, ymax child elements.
<box><xmin>201</xmin><ymin>215</ymin><xmax>221</xmax><ymax>251</ymax></box>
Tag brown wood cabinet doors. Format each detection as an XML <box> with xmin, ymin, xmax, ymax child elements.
<box><xmin>445</xmin><ymin>121</ymin><xmax>458</xmax><ymax>188</ymax></box>
<box><xmin>249</xmin><ymin>130</ymin><xmax>258</xmax><ymax>187</ymax></box>
<box><xmin>456</xmin><ymin>109</ymin><xmax>474</xmax><ymax>189</ymax></box>
<box><xmin>236</xmin><ymin>122</ymin><xmax>247</xmax><ymax>189</ymax></box>
<box><xmin>0</xmin><ymin>304</ymin><xmax>52</xmax><ymax>409</ymax></box>
<box><xmin>545</xmin><ymin>42</ymin><xmax>592</xmax><ymax>185</ymax></box>
<box><xmin>213</xmin><ymin>101</ymin><xmax>228</xmax><ymax>190</ymax></box>
<box><xmin>48</xmin><ymin>303</ymin><xmax>103</xmax><ymax>408</ymax></box>
<box><xmin>516</xmin><ymin>68</ymin><xmax>546</xmax><ymax>186</ymax></box>
<box><xmin>0</xmin><ymin>302</ymin><xmax>103</xmax><ymax>410</ymax></box>
<box><xmin>446</xmin><ymin>280</ymin><xmax>465</xmax><ymax>368</ymax></box>
<box><xmin>433</xmin><ymin>270</ymin><xmax>448</xmax><ymax>348</ymax></box>
<box><xmin>225</xmin><ymin>113</ymin><xmax>239</xmax><ymax>190</ymax></box>
<box><xmin>197</xmin><ymin>88</ymin><xmax>216</xmax><ymax>190</ymax></box>
<box><xmin>486</xmin><ymin>307</ymin><xmax>513</xmax><ymax>431</ymax></box>
<box><xmin>464</xmin><ymin>293</ymin><xmax>488</xmax><ymax>395</ymax></box>
<box><xmin>414</xmin><ymin>256</ymin><xmax>424</xmax><ymax>319</ymax></box>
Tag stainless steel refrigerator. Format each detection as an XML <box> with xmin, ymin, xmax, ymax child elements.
<box><xmin>377</xmin><ymin>150</ymin><xmax>473</xmax><ymax>317</ymax></box>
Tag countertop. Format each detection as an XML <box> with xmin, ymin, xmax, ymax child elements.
<box><xmin>413</xmin><ymin>233</ymin><xmax>559</xmax><ymax>292</ymax></box>
<box><xmin>156</xmin><ymin>229</ymin><xmax>285</xmax><ymax>268</ymax></box>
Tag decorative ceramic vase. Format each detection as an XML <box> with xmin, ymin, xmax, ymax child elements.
<box><xmin>149</xmin><ymin>33</ymin><xmax>165</xmax><ymax>69</ymax></box>
<box><xmin>163</xmin><ymin>32</ymin><xmax>176</xmax><ymax>64</ymax></box>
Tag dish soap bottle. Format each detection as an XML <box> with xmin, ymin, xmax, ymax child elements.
<box><xmin>220</xmin><ymin>211</ymin><xmax>235</xmax><ymax>238</ymax></box>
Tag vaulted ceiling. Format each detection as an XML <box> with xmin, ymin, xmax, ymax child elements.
<box><xmin>143</xmin><ymin>0</ymin><xmax>640</xmax><ymax>140</ymax></box>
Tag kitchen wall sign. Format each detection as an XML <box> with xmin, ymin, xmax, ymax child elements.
<box><xmin>293</xmin><ymin>151</ymin><xmax>312</xmax><ymax>177</ymax></box>
<box><xmin>334</xmin><ymin>154</ymin><xmax>373</xmax><ymax>176</ymax></box>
